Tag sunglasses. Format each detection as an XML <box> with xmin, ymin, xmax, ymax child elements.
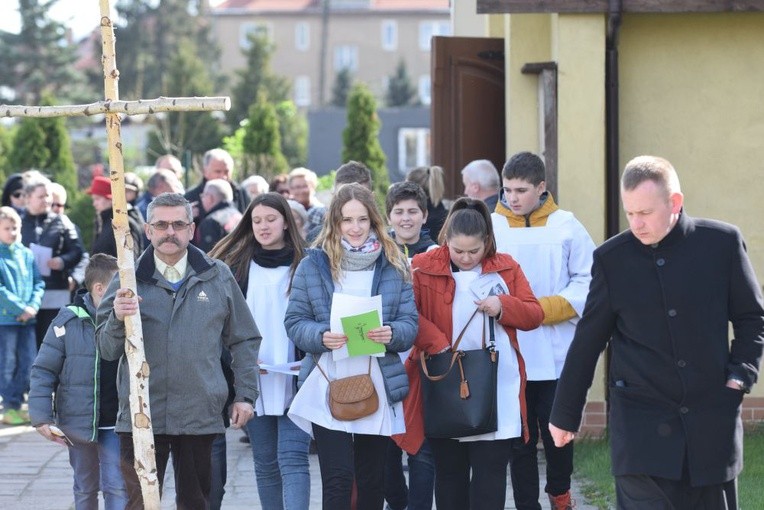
<box><xmin>150</xmin><ymin>221</ymin><xmax>192</xmax><ymax>231</ymax></box>
<box><xmin>11</xmin><ymin>191</ymin><xmax>23</xmax><ymax>199</ymax></box>
<box><xmin>51</xmin><ymin>203</ymin><xmax>66</xmax><ymax>209</ymax></box>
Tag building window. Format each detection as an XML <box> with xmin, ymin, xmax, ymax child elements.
<box><xmin>295</xmin><ymin>22</ymin><xmax>310</xmax><ymax>51</ymax></box>
<box><xmin>418</xmin><ymin>75</ymin><xmax>431</xmax><ymax>105</ymax></box>
<box><xmin>419</xmin><ymin>20</ymin><xmax>451</xmax><ymax>51</ymax></box>
<box><xmin>381</xmin><ymin>20</ymin><xmax>397</xmax><ymax>51</ymax></box>
<box><xmin>294</xmin><ymin>76</ymin><xmax>311</xmax><ymax>107</ymax></box>
<box><xmin>334</xmin><ymin>45</ymin><xmax>359</xmax><ymax>72</ymax></box>
<box><xmin>398</xmin><ymin>128</ymin><xmax>431</xmax><ymax>173</ymax></box>
<box><xmin>240</xmin><ymin>22</ymin><xmax>273</xmax><ymax>49</ymax></box>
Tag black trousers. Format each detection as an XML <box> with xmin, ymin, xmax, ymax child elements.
<box><xmin>615</xmin><ymin>474</ymin><xmax>736</xmax><ymax>510</ymax></box>
<box><xmin>509</xmin><ymin>380</ymin><xmax>574</xmax><ymax>509</ymax></box>
<box><xmin>119</xmin><ymin>432</ymin><xmax>216</xmax><ymax>510</ymax></box>
<box><xmin>35</xmin><ymin>308</ymin><xmax>60</xmax><ymax>350</ymax></box>
<box><xmin>312</xmin><ymin>423</ymin><xmax>389</xmax><ymax>510</ymax></box>
<box><xmin>429</xmin><ymin>437</ymin><xmax>513</xmax><ymax>510</ymax></box>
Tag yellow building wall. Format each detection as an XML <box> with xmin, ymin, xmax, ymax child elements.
<box><xmin>618</xmin><ymin>13</ymin><xmax>764</xmax><ymax>290</ymax></box>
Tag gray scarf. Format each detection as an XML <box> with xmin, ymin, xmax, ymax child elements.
<box><xmin>341</xmin><ymin>248</ymin><xmax>382</xmax><ymax>272</ymax></box>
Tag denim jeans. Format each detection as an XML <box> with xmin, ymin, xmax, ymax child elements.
<box><xmin>68</xmin><ymin>428</ymin><xmax>128</xmax><ymax>510</ymax></box>
<box><xmin>247</xmin><ymin>414</ymin><xmax>311</xmax><ymax>510</ymax></box>
<box><xmin>0</xmin><ymin>324</ymin><xmax>36</xmax><ymax>409</ymax></box>
<box><xmin>385</xmin><ymin>439</ymin><xmax>435</xmax><ymax>510</ymax></box>
<box><xmin>509</xmin><ymin>380</ymin><xmax>573</xmax><ymax>510</ymax></box>
<box><xmin>209</xmin><ymin>433</ymin><xmax>227</xmax><ymax>510</ymax></box>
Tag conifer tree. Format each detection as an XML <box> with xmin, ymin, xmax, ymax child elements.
<box><xmin>242</xmin><ymin>91</ymin><xmax>289</xmax><ymax>178</ymax></box>
<box><xmin>385</xmin><ymin>59</ymin><xmax>419</xmax><ymax>107</ymax></box>
<box><xmin>331</xmin><ymin>68</ymin><xmax>353</xmax><ymax>107</ymax></box>
<box><xmin>342</xmin><ymin>84</ymin><xmax>388</xmax><ymax>202</ymax></box>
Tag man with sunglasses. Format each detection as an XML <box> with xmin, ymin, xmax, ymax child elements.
<box><xmin>96</xmin><ymin>192</ymin><xmax>261</xmax><ymax>510</ymax></box>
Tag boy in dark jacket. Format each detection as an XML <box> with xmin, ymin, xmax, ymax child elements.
<box><xmin>29</xmin><ymin>254</ymin><xmax>126</xmax><ymax>509</ymax></box>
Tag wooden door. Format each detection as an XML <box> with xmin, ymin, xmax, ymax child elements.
<box><xmin>431</xmin><ymin>36</ymin><xmax>506</xmax><ymax>200</ymax></box>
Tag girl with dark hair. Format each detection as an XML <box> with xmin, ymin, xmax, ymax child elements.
<box><xmin>394</xmin><ymin>197</ymin><xmax>544</xmax><ymax>510</ymax></box>
<box><xmin>285</xmin><ymin>183</ymin><xmax>418</xmax><ymax>510</ymax></box>
<box><xmin>209</xmin><ymin>192</ymin><xmax>311</xmax><ymax>510</ymax></box>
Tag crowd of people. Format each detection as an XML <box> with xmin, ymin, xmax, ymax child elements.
<box><xmin>0</xmin><ymin>149</ymin><xmax>761</xmax><ymax>510</ymax></box>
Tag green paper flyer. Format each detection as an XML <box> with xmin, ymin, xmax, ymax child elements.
<box><xmin>341</xmin><ymin>310</ymin><xmax>385</xmax><ymax>357</ymax></box>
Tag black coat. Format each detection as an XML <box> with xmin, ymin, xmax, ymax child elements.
<box><xmin>91</xmin><ymin>206</ymin><xmax>145</xmax><ymax>259</ymax></box>
<box><xmin>21</xmin><ymin>211</ymin><xmax>84</xmax><ymax>291</ymax></box>
<box><xmin>551</xmin><ymin>212</ymin><xmax>764</xmax><ymax>486</ymax></box>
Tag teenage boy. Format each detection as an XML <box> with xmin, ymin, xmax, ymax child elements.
<box><xmin>491</xmin><ymin>151</ymin><xmax>596</xmax><ymax>510</ymax></box>
<box><xmin>385</xmin><ymin>181</ymin><xmax>436</xmax><ymax>261</ymax></box>
<box><xmin>385</xmin><ymin>180</ymin><xmax>436</xmax><ymax>510</ymax></box>
<box><xmin>29</xmin><ymin>253</ymin><xmax>127</xmax><ymax>509</ymax></box>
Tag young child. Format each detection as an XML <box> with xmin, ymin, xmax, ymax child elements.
<box><xmin>386</xmin><ymin>181</ymin><xmax>437</xmax><ymax>261</ymax></box>
<box><xmin>0</xmin><ymin>206</ymin><xmax>44</xmax><ymax>425</ymax></box>
<box><xmin>492</xmin><ymin>151</ymin><xmax>596</xmax><ymax>510</ymax></box>
<box><xmin>29</xmin><ymin>253</ymin><xmax>127</xmax><ymax>509</ymax></box>
<box><xmin>384</xmin><ymin>181</ymin><xmax>436</xmax><ymax>510</ymax></box>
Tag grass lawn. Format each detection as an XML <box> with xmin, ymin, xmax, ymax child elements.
<box><xmin>573</xmin><ymin>424</ymin><xmax>764</xmax><ymax>510</ymax></box>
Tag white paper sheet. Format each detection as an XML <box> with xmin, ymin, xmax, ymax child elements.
<box><xmin>470</xmin><ymin>272</ymin><xmax>510</xmax><ymax>300</ymax></box>
<box><xmin>30</xmin><ymin>243</ymin><xmax>53</xmax><ymax>277</ymax></box>
<box><xmin>259</xmin><ymin>361</ymin><xmax>302</xmax><ymax>376</ymax></box>
<box><xmin>330</xmin><ymin>292</ymin><xmax>384</xmax><ymax>361</ymax></box>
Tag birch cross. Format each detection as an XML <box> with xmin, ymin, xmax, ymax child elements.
<box><xmin>0</xmin><ymin>2</ymin><xmax>230</xmax><ymax>508</ymax></box>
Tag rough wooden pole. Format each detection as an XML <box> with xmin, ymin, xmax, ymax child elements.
<box><xmin>99</xmin><ymin>1</ymin><xmax>160</xmax><ymax>507</ymax></box>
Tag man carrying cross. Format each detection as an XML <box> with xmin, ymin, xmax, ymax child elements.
<box><xmin>96</xmin><ymin>192</ymin><xmax>261</xmax><ymax>509</ymax></box>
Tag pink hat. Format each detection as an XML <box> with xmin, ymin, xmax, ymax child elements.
<box><xmin>86</xmin><ymin>176</ymin><xmax>112</xmax><ymax>199</ymax></box>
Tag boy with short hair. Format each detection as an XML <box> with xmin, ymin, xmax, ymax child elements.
<box><xmin>385</xmin><ymin>181</ymin><xmax>436</xmax><ymax>260</ymax></box>
<box><xmin>0</xmin><ymin>206</ymin><xmax>44</xmax><ymax>425</ymax></box>
<box><xmin>492</xmin><ymin>151</ymin><xmax>595</xmax><ymax>510</ymax></box>
<box><xmin>29</xmin><ymin>253</ymin><xmax>127</xmax><ymax>509</ymax></box>
<box><xmin>384</xmin><ymin>181</ymin><xmax>436</xmax><ymax>510</ymax></box>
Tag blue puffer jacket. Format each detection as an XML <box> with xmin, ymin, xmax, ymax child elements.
<box><xmin>285</xmin><ymin>248</ymin><xmax>418</xmax><ymax>404</ymax></box>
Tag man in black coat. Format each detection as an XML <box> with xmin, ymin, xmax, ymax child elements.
<box><xmin>549</xmin><ymin>155</ymin><xmax>764</xmax><ymax>509</ymax></box>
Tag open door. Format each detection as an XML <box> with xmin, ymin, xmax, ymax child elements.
<box><xmin>431</xmin><ymin>36</ymin><xmax>505</xmax><ymax>200</ymax></box>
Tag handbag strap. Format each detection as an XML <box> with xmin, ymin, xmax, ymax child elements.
<box><xmin>315</xmin><ymin>354</ymin><xmax>372</xmax><ymax>383</ymax></box>
<box><xmin>420</xmin><ymin>307</ymin><xmax>485</xmax><ymax>382</ymax></box>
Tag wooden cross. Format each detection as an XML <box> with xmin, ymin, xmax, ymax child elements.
<box><xmin>1</xmin><ymin>2</ymin><xmax>230</xmax><ymax>507</ymax></box>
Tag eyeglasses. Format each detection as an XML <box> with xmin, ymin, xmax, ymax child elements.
<box><xmin>149</xmin><ymin>220</ymin><xmax>191</xmax><ymax>231</ymax></box>
<box><xmin>11</xmin><ymin>191</ymin><xmax>23</xmax><ymax>199</ymax></box>
<box><xmin>51</xmin><ymin>203</ymin><xmax>65</xmax><ymax>209</ymax></box>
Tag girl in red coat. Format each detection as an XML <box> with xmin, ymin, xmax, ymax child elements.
<box><xmin>394</xmin><ymin>197</ymin><xmax>543</xmax><ymax>510</ymax></box>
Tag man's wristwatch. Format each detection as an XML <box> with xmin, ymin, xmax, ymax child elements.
<box><xmin>729</xmin><ymin>378</ymin><xmax>749</xmax><ymax>393</ymax></box>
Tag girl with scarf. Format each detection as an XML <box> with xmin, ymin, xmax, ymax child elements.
<box><xmin>209</xmin><ymin>192</ymin><xmax>311</xmax><ymax>510</ymax></box>
<box><xmin>286</xmin><ymin>183</ymin><xmax>418</xmax><ymax>510</ymax></box>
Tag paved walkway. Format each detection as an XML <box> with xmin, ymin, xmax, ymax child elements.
<box><xmin>0</xmin><ymin>420</ymin><xmax>598</xmax><ymax>509</ymax></box>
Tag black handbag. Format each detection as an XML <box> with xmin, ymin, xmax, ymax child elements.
<box><xmin>419</xmin><ymin>308</ymin><xmax>499</xmax><ymax>439</ymax></box>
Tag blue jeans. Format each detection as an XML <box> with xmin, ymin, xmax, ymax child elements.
<box><xmin>0</xmin><ymin>324</ymin><xmax>36</xmax><ymax>409</ymax></box>
<box><xmin>385</xmin><ymin>438</ymin><xmax>436</xmax><ymax>510</ymax></box>
<box><xmin>209</xmin><ymin>433</ymin><xmax>227</xmax><ymax>510</ymax></box>
<box><xmin>247</xmin><ymin>414</ymin><xmax>311</xmax><ymax>510</ymax></box>
<box><xmin>68</xmin><ymin>428</ymin><xmax>128</xmax><ymax>510</ymax></box>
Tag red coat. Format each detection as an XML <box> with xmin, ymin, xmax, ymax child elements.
<box><xmin>393</xmin><ymin>245</ymin><xmax>544</xmax><ymax>454</ymax></box>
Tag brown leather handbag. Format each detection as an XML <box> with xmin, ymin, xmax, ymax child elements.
<box><xmin>316</xmin><ymin>356</ymin><xmax>379</xmax><ymax>421</ymax></box>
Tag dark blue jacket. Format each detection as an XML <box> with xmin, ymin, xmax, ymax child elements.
<box><xmin>285</xmin><ymin>248</ymin><xmax>418</xmax><ymax>404</ymax></box>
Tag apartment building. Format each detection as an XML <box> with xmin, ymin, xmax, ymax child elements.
<box><xmin>209</xmin><ymin>0</ymin><xmax>451</xmax><ymax>107</ymax></box>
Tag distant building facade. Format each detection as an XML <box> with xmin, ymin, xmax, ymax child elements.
<box><xmin>209</xmin><ymin>0</ymin><xmax>450</xmax><ymax>107</ymax></box>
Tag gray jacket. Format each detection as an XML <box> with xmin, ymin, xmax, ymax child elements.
<box><xmin>96</xmin><ymin>244</ymin><xmax>261</xmax><ymax>435</ymax></box>
<box><xmin>285</xmin><ymin>249</ymin><xmax>418</xmax><ymax>404</ymax></box>
<box><xmin>29</xmin><ymin>293</ymin><xmax>113</xmax><ymax>444</ymax></box>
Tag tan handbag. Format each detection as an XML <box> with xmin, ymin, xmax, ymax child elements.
<box><xmin>316</xmin><ymin>356</ymin><xmax>379</xmax><ymax>421</ymax></box>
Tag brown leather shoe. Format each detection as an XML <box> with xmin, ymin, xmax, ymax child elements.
<box><xmin>548</xmin><ymin>491</ymin><xmax>575</xmax><ymax>510</ymax></box>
